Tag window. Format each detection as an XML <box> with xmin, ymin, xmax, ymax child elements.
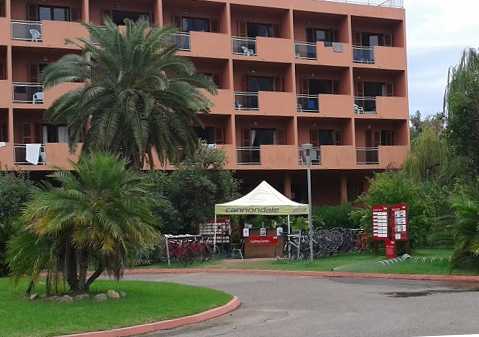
<box><xmin>0</xmin><ymin>122</ymin><xmax>7</xmax><ymax>142</ymax></box>
<box><xmin>311</xmin><ymin>130</ymin><xmax>343</xmax><ymax>146</ymax></box>
<box><xmin>307</xmin><ymin>79</ymin><xmax>339</xmax><ymax>95</ymax></box>
<box><xmin>38</xmin><ymin>6</ymin><xmax>70</xmax><ymax>21</ymax></box>
<box><xmin>181</xmin><ymin>17</ymin><xmax>210</xmax><ymax>32</ymax></box>
<box><xmin>110</xmin><ymin>10</ymin><xmax>151</xmax><ymax>25</ymax></box>
<box><xmin>380</xmin><ymin>130</ymin><xmax>394</xmax><ymax>146</ymax></box>
<box><xmin>355</xmin><ymin>32</ymin><xmax>393</xmax><ymax>47</ymax></box>
<box><xmin>247</xmin><ymin>23</ymin><xmax>274</xmax><ymax>38</ymax></box>
<box><xmin>306</xmin><ymin>28</ymin><xmax>336</xmax><ymax>46</ymax></box>
<box><xmin>195</xmin><ymin>127</ymin><xmax>225</xmax><ymax>144</ymax></box>
<box><xmin>42</xmin><ymin>125</ymin><xmax>68</xmax><ymax>144</ymax></box>
<box><xmin>247</xmin><ymin>76</ymin><xmax>276</xmax><ymax>92</ymax></box>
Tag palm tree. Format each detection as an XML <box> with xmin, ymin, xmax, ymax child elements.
<box><xmin>43</xmin><ymin>18</ymin><xmax>216</xmax><ymax>169</ymax></box>
<box><xmin>7</xmin><ymin>153</ymin><xmax>159</xmax><ymax>294</ymax></box>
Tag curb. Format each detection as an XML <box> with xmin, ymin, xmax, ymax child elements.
<box><xmin>126</xmin><ymin>268</ymin><xmax>479</xmax><ymax>283</ymax></box>
<box><xmin>59</xmin><ymin>296</ymin><xmax>240</xmax><ymax>337</ymax></box>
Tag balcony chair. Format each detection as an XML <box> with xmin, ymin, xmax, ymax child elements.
<box><xmin>32</xmin><ymin>91</ymin><xmax>44</xmax><ymax>104</ymax></box>
<box><xmin>29</xmin><ymin>29</ymin><xmax>41</xmax><ymax>42</ymax></box>
<box><xmin>354</xmin><ymin>104</ymin><xmax>364</xmax><ymax>114</ymax></box>
<box><xmin>241</xmin><ymin>46</ymin><xmax>254</xmax><ymax>56</ymax></box>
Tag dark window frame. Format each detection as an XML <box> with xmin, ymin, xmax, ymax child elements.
<box><xmin>38</xmin><ymin>5</ymin><xmax>71</xmax><ymax>22</ymax></box>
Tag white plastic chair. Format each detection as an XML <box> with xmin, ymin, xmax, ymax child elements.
<box><xmin>29</xmin><ymin>29</ymin><xmax>41</xmax><ymax>42</ymax></box>
<box><xmin>32</xmin><ymin>91</ymin><xmax>44</xmax><ymax>104</ymax></box>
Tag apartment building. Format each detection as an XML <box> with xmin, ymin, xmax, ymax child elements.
<box><xmin>0</xmin><ymin>0</ymin><xmax>409</xmax><ymax>205</ymax></box>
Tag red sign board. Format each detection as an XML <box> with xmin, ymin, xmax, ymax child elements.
<box><xmin>248</xmin><ymin>236</ymin><xmax>279</xmax><ymax>245</ymax></box>
<box><xmin>372</xmin><ymin>205</ymin><xmax>389</xmax><ymax>241</ymax></box>
<box><xmin>372</xmin><ymin>204</ymin><xmax>409</xmax><ymax>242</ymax></box>
<box><xmin>391</xmin><ymin>203</ymin><xmax>408</xmax><ymax>241</ymax></box>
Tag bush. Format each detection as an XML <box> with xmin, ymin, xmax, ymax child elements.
<box><xmin>313</xmin><ymin>203</ymin><xmax>359</xmax><ymax>229</ymax></box>
<box><xmin>356</xmin><ymin>171</ymin><xmax>429</xmax><ymax>248</ymax></box>
<box><xmin>0</xmin><ymin>173</ymin><xmax>33</xmax><ymax>276</ymax></box>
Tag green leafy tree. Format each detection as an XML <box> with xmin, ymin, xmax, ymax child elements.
<box><xmin>445</xmin><ymin>48</ymin><xmax>479</xmax><ymax>174</ymax></box>
<box><xmin>0</xmin><ymin>174</ymin><xmax>33</xmax><ymax>276</ymax></box>
<box><xmin>7</xmin><ymin>153</ymin><xmax>159</xmax><ymax>294</ymax></box>
<box><xmin>43</xmin><ymin>18</ymin><xmax>216</xmax><ymax>169</ymax></box>
<box><xmin>150</xmin><ymin>144</ymin><xmax>238</xmax><ymax>234</ymax></box>
<box><xmin>450</xmin><ymin>181</ymin><xmax>479</xmax><ymax>270</ymax></box>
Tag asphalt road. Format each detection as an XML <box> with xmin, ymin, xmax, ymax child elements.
<box><xmin>126</xmin><ymin>273</ymin><xmax>479</xmax><ymax>337</ymax></box>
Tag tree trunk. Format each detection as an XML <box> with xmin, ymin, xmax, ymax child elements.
<box><xmin>65</xmin><ymin>242</ymin><xmax>79</xmax><ymax>292</ymax></box>
<box><xmin>85</xmin><ymin>265</ymin><xmax>105</xmax><ymax>292</ymax></box>
<box><xmin>77</xmin><ymin>250</ymin><xmax>89</xmax><ymax>292</ymax></box>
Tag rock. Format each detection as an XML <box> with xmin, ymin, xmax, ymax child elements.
<box><xmin>119</xmin><ymin>291</ymin><xmax>127</xmax><ymax>298</ymax></box>
<box><xmin>29</xmin><ymin>293</ymin><xmax>39</xmax><ymax>301</ymax></box>
<box><xmin>95</xmin><ymin>293</ymin><xmax>108</xmax><ymax>302</ymax></box>
<box><xmin>46</xmin><ymin>295</ymin><xmax>59</xmax><ymax>302</ymax></box>
<box><xmin>74</xmin><ymin>294</ymin><xmax>90</xmax><ymax>301</ymax></box>
<box><xmin>57</xmin><ymin>295</ymin><xmax>74</xmax><ymax>303</ymax></box>
<box><xmin>106</xmin><ymin>290</ymin><xmax>121</xmax><ymax>300</ymax></box>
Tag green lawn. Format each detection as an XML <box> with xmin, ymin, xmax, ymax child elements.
<box><xmin>139</xmin><ymin>249</ymin><xmax>478</xmax><ymax>276</ymax></box>
<box><xmin>0</xmin><ymin>279</ymin><xmax>232</xmax><ymax>337</ymax></box>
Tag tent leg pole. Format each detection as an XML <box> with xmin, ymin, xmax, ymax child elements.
<box><xmin>287</xmin><ymin>215</ymin><xmax>291</xmax><ymax>260</ymax></box>
<box><xmin>165</xmin><ymin>237</ymin><xmax>171</xmax><ymax>266</ymax></box>
<box><xmin>213</xmin><ymin>214</ymin><xmax>217</xmax><ymax>255</ymax></box>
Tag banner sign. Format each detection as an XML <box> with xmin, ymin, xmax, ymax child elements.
<box><xmin>248</xmin><ymin>236</ymin><xmax>279</xmax><ymax>245</ymax></box>
<box><xmin>391</xmin><ymin>203</ymin><xmax>408</xmax><ymax>241</ymax></box>
<box><xmin>372</xmin><ymin>205</ymin><xmax>389</xmax><ymax>241</ymax></box>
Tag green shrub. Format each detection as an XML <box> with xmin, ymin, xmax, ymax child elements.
<box><xmin>313</xmin><ymin>203</ymin><xmax>359</xmax><ymax>229</ymax></box>
<box><xmin>0</xmin><ymin>173</ymin><xmax>33</xmax><ymax>276</ymax></box>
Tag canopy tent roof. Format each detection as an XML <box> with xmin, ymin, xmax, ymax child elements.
<box><xmin>215</xmin><ymin>181</ymin><xmax>309</xmax><ymax>216</ymax></box>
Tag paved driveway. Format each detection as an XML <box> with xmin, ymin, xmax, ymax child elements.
<box><xmin>126</xmin><ymin>272</ymin><xmax>479</xmax><ymax>337</ymax></box>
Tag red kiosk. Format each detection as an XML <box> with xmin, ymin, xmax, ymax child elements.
<box><xmin>372</xmin><ymin>203</ymin><xmax>409</xmax><ymax>259</ymax></box>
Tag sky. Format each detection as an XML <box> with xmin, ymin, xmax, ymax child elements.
<box><xmin>405</xmin><ymin>0</ymin><xmax>479</xmax><ymax>116</ymax></box>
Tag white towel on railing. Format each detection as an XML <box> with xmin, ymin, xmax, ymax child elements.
<box><xmin>332</xmin><ymin>42</ymin><xmax>344</xmax><ymax>53</ymax></box>
<box><xmin>0</xmin><ymin>142</ymin><xmax>6</xmax><ymax>148</ymax></box>
<box><xmin>26</xmin><ymin>144</ymin><xmax>41</xmax><ymax>165</ymax></box>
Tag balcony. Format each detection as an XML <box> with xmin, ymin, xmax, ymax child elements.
<box><xmin>297</xmin><ymin>95</ymin><xmax>319</xmax><ymax>113</ymax></box>
<box><xmin>233</xmin><ymin>37</ymin><xmax>294</xmax><ymax>62</ymax></box>
<box><xmin>232</xmin><ymin>37</ymin><xmax>256</xmax><ymax>56</ymax></box>
<box><xmin>298</xmin><ymin>147</ymin><xmax>321</xmax><ymax>166</ymax></box>
<box><xmin>11</xmin><ymin>20</ymin><xmax>43</xmax><ymax>42</ymax></box>
<box><xmin>354</xmin><ymin>96</ymin><xmax>408</xmax><ymax>118</ymax></box>
<box><xmin>12</xmin><ymin>83</ymin><xmax>44</xmax><ymax>104</ymax></box>
<box><xmin>236</xmin><ymin>145</ymin><xmax>300</xmax><ymax>169</ymax></box>
<box><xmin>237</xmin><ymin>146</ymin><xmax>260</xmax><ymax>165</ymax></box>
<box><xmin>353</xmin><ymin>46</ymin><xmax>406</xmax><ymax>70</ymax></box>
<box><xmin>205</xmin><ymin>89</ymin><xmax>234</xmax><ymax>114</ymax></box>
<box><xmin>320</xmin><ymin>145</ymin><xmax>356</xmax><ymax>169</ymax></box>
<box><xmin>353</xmin><ymin>46</ymin><xmax>374</xmax><ymax>64</ymax></box>
<box><xmin>354</xmin><ymin>96</ymin><xmax>376</xmax><ymax>114</ymax></box>
<box><xmin>11</xmin><ymin>20</ymin><xmax>87</xmax><ymax>49</ymax></box>
<box><xmin>14</xmin><ymin>144</ymin><xmax>46</xmax><ymax>165</ymax></box>
<box><xmin>176</xmin><ymin>31</ymin><xmax>230</xmax><ymax>59</ymax></box>
<box><xmin>295</xmin><ymin>42</ymin><xmax>316</xmax><ymax>60</ymax></box>
<box><xmin>295</xmin><ymin>42</ymin><xmax>351</xmax><ymax>66</ymax></box>
<box><xmin>235</xmin><ymin>92</ymin><xmax>295</xmax><ymax>116</ymax></box>
<box><xmin>175</xmin><ymin>32</ymin><xmax>191</xmax><ymax>51</ymax></box>
<box><xmin>356</xmin><ymin>147</ymin><xmax>379</xmax><ymax>165</ymax></box>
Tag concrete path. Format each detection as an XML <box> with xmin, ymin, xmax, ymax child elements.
<box><xmin>126</xmin><ymin>272</ymin><xmax>479</xmax><ymax>337</ymax></box>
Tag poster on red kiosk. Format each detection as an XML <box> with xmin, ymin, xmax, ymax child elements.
<box><xmin>391</xmin><ymin>203</ymin><xmax>408</xmax><ymax>241</ymax></box>
<box><xmin>372</xmin><ymin>205</ymin><xmax>389</xmax><ymax>241</ymax></box>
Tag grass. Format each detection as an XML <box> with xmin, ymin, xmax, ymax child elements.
<box><xmin>0</xmin><ymin>278</ymin><xmax>232</xmax><ymax>337</ymax></box>
<box><xmin>139</xmin><ymin>249</ymin><xmax>479</xmax><ymax>276</ymax></box>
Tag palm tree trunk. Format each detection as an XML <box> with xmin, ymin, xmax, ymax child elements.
<box><xmin>85</xmin><ymin>265</ymin><xmax>104</xmax><ymax>291</ymax></box>
<box><xmin>65</xmin><ymin>242</ymin><xmax>79</xmax><ymax>292</ymax></box>
<box><xmin>78</xmin><ymin>250</ymin><xmax>89</xmax><ymax>292</ymax></box>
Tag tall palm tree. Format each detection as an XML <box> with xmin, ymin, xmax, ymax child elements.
<box><xmin>7</xmin><ymin>153</ymin><xmax>159</xmax><ymax>294</ymax></box>
<box><xmin>43</xmin><ymin>18</ymin><xmax>216</xmax><ymax>169</ymax></box>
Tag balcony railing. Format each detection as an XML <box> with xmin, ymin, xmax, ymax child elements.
<box><xmin>237</xmin><ymin>146</ymin><xmax>261</xmax><ymax>165</ymax></box>
<box><xmin>14</xmin><ymin>144</ymin><xmax>46</xmax><ymax>165</ymax></box>
<box><xmin>297</xmin><ymin>95</ymin><xmax>319</xmax><ymax>113</ymax></box>
<box><xmin>353</xmin><ymin>46</ymin><xmax>375</xmax><ymax>64</ymax></box>
<box><xmin>11</xmin><ymin>20</ymin><xmax>43</xmax><ymax>42</ymax></box>
<box><xmin>232</xmin><ymin>37</ymin><xmax>257</xmax><ymax>56</ymax></box>
<box><xmin>295</xmin><ymin>42</ymin><xmax>317</xmax><ymax>60</ymax></box>
<box><xmin>299</xmin><ymin>147</ymin><xmax>321</xmax><ymax>166</ymax></box>
<box><xmin>354</xmin><ymin>96</ymin><xmax>377</xmax><ymax>114</ymax></box>
<box><xmin>12</xmin><ymin>83</ymin><xmax>44</xmax><ymax>104</ymax></box>
<box><xmin>356</xmin><ymin>147</ymin><xmax>379</xmax><ymax>165</ymax></box>
<box><xmin>175</xmin><ymin>32</ymin><xmax>191</xmax><ymax>51</ymax></box>
<box><xmin>323</xmin><ymin>0</ymin><xmax>403</xmax><ymax>8</ymax></box>
<box><xmin>234</xmin><ymin>92</ymin><xmax>259</xmax><ymax>111</ymax></box>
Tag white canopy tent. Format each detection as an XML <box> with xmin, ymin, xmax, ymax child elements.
<box><xmin>214</xmin><ymin>181</ymin><xmax>309</xmax><ymax>253</ymax></box>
